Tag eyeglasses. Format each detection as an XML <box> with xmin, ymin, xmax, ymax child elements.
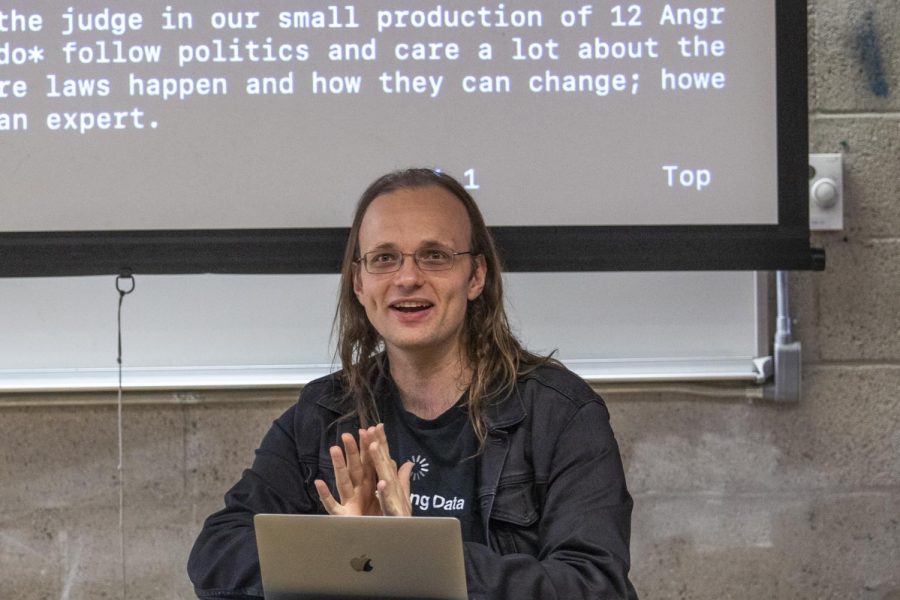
<box><xmin>356</xmin><ymin>247</ymin><xmax>474</xmax><ymax>274</ymax></box>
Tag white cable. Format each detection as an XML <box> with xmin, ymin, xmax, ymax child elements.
<box><xmin>115</xmin><ymin>273</ymin><xmax>135</xmax><ymax>600</ymax></box>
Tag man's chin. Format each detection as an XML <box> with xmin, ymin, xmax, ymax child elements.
<box><xmin>384</xmin><ymin>334</ymin><xmax>459</xmax><ymax>357</ymax></box>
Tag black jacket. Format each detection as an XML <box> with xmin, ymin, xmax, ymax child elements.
<box><xmin>188</xmin><ymin>365</ymin><xmax>637</xmax><ymax>599</ymax></box>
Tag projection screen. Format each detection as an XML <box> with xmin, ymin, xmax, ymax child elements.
<box><xmin>0</xmin><ymin>0</ymin><xmax>822</xmax><ymax>274</ymax></box>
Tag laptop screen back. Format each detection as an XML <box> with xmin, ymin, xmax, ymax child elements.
<box><xmin>254</xmin><ymin>514</ymin><xmax>467</xmax><ymax>600</ymax></box>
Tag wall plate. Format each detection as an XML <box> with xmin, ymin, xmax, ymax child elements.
<box><xmin>809</xmin><ymin>153</ymin><xmax>844</xmax><ymax>231</ymax></box>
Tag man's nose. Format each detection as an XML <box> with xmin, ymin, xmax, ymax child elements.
<box><xmin>393</xmin><ymin>254</ymin><xmax>424</xmax><ymax>284</ymax></box>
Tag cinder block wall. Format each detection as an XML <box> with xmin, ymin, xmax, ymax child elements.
<box><xmin>2</xmin><ymin>2</ymin><xmax>899</xmax><ymax>598</ymax></box>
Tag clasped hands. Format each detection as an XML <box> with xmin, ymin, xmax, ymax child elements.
<box><xmin>314</xmin><ymin>423</ymin><xmax>413</xmax><ymax>517</ymax></box>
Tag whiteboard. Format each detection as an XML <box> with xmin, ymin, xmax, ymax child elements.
<box><xmin>0</xmin><ymin>271</ymin><xmax>769</xmax><ymax>392</ymax></box>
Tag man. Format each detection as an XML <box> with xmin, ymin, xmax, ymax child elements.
<box><xmin>188</xmin><ymin>168</ymin><xmax>637</xmax><ymax>599</ymax></box>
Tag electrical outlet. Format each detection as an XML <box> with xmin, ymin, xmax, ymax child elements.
<box><xmin>808</xmin><ymin>153</ymin><xmax>843</xmax><ymax>231</ymax></box>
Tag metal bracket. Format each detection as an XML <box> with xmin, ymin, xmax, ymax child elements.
<box><xmin>763</xmin><ymin>271</ymin><xmax>801</xmax><ymax>402</ymax></box>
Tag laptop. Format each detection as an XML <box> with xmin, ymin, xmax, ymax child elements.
<box><xmin>253</xmin><ymin>514</ymin><xmax>468</xmax><ymax>600</ymax></box>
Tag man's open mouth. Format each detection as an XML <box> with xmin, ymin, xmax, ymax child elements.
<box><xmin>391</xmin><ymin>301</ymin><xmax>433</xmax><ymax>313</ymax></box>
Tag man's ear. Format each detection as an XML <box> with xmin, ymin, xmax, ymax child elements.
<box><xmin>467</xmin><ymin>255</ymin><xmax>487</xmax><ymax>301</ymax></box>
<box><xmin>352</xmin><ymin>263</ymin><xmax>364</xmax><ymax>300</ymax></box>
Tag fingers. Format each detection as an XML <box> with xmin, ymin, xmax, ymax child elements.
<box><xmin>330</xmin><ymin>443</ymin><xmax>354</xmax><ymax>503</ymax></box>
<box><xmin>398</xmin><ymin>460</ymin><xmax>413</xmax><ymax>499</ymax></box>
<box><xmin>342</xmin><ymin>432</ymin><xmax>366</xmax><ymax>488</ymax></box>
<box><xmin>365</xmin><ymin>425</ymin><xmax>412</xmax><ymax>517</ymax></box>
<box><xmin>366</xmin><ymin>424</ymin><xmax>395</xmax><ymax>475</ymax></box>
<box><xmin>372</xmin><ymin>423</ymin><xmax>391</xmax><ymax>460</ymax></box>
<box><xmin>314</xmin><ymin>479</ymin><xmax>343</xmax><ymax>515</ymax></box>
<box><xmin>321</xmin><ymin>424</ymin><xmax>412</xmax><ymax>517</ymax></box>
<box><xmin>358</xmin><ymin>427</ymin><xmax>371</xmax><ymax>461</ymax></box>
<box><xmin>321</xmin><ymin>431</ymin><xmax>385</xmax><ymax>517</ymax></box>
<box><xmin>375</xmin><ymin>476</ymin><xmax>412</xmax><ymax>516</ymax></box>
<box><xmin>368</xmin><ymin>440</ymin><xmax>394</xmax><ymax>485</ymax></box>
<box><xmin>358</xmin><ymin>428</ymin><xmax>377</xmax><ymax>478</ymax></box>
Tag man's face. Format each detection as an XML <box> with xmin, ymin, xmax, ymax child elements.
<box><xmin>353</xmin><ymin>185</ymin><xmax>487</xmax><ymax>362</ymax></box>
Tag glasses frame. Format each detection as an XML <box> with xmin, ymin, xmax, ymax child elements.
<box><xmin>355</xmin><ymin>247</ymin><xmax>475</xmax><ymax>274</ymax></box>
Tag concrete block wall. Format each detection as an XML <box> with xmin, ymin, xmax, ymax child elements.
<box><xmin>2</xmin><ymin>1</ymin><xmax>898</xmax><ymax>598</ymax></box>
<box><xmin>0</xmin><ymin>394</ymin><xmax>293</xmax><ymax>599</ymax></box>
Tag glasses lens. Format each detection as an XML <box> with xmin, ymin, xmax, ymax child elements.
<box><xmin>366</xmin><ymin>251</ymin><xmax>401</xmax><ymax>273</ymax></box>
<box><xmin>416</xmin><ymin>248</ymin><xmax>453</xmax><ymax>270</ymax></box>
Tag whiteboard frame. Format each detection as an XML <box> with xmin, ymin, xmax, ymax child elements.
<box><xmin>0</xmin><ymin>358</ymin><xmax>772</xmax><ymax>393</ymax></box>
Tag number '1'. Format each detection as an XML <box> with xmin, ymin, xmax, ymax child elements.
<box><xmin>463</xmin><ymin>168</ymin><xmax>480</xmax><ymax>190</ymax></box>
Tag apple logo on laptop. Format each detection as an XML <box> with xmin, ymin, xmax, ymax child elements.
<box><xmin>350</xmin><ymin>554</ymin><xmax>374</xmax><ymax>572</ymax></box>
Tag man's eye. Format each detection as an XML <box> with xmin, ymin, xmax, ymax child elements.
<box><xmin>421</xmin><ymin>249</ymin><xmax>451</xmax><ymax>262</ymax></box>
<box><xmin>372</xmin><ymin>252</ymin><xmax>398</xmax><ymax>263</ymax></box>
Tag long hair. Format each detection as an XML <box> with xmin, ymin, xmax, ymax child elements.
<box><xmin>334</xmin><ymin>168</ymin><xmax>552</xmax><ymax>445</ymax></box>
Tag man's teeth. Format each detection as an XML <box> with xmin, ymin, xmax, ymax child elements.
<box><xmin>393</xmin><ymin>302</ymin><xmax>431</xmax><ymax>311</ymax></box>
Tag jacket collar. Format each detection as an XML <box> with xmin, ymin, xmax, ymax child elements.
<box><xmin>315</xmin><ymin>374</ymin><xmax>350</xmax><ymax>415</ymax></box>
<box><xmin>481</xmin><ymin>386</ymin><xmax>527</xmax><ymax>431</ymax></box>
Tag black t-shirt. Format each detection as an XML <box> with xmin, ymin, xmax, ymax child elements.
<box><xmin>379</xmin><ymin>380</ymin><xmax>484</xmax><ymax>544</ymax></box>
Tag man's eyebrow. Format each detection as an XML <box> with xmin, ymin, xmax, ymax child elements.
<box><xmin>418</xmin><ymin>239</ymin><xmax>452</xmax><ymax>248</ymax></box>
<box><xmin>363</xmin><ymin>242</ymin><xmax>398</xmax><ymax>253</ymax></box>
<box><xmin>364</xmin><ymin>240</ymin><xmax>452</xmax><ymax>252</ymax></box>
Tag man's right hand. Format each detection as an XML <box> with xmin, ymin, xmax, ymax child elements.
<box><xmin>314</xmin><ymin>430</ymin><xmax>381</xmax><ymax>516</ymax></box>
<box><xmin>314</xmin><ymin>424</ymin><xmax>412</xmax><ymax>517</ymax></box>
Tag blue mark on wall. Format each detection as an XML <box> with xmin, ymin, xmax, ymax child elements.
<box><xmin>855</xmin><ymin>10</ymin><xmax>890</xmax><ymax>97</ymax></box>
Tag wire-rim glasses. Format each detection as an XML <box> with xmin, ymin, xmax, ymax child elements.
<box><xmin>356</xmin><ymin>247</ymin><xmax>474</xmax><ymax>274</ymax></box>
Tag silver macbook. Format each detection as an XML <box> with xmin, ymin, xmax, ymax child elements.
<box><xmin>253</xmin><ymin>514</ymin><xmax>468</xmax><ymax>600</ymax></box>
